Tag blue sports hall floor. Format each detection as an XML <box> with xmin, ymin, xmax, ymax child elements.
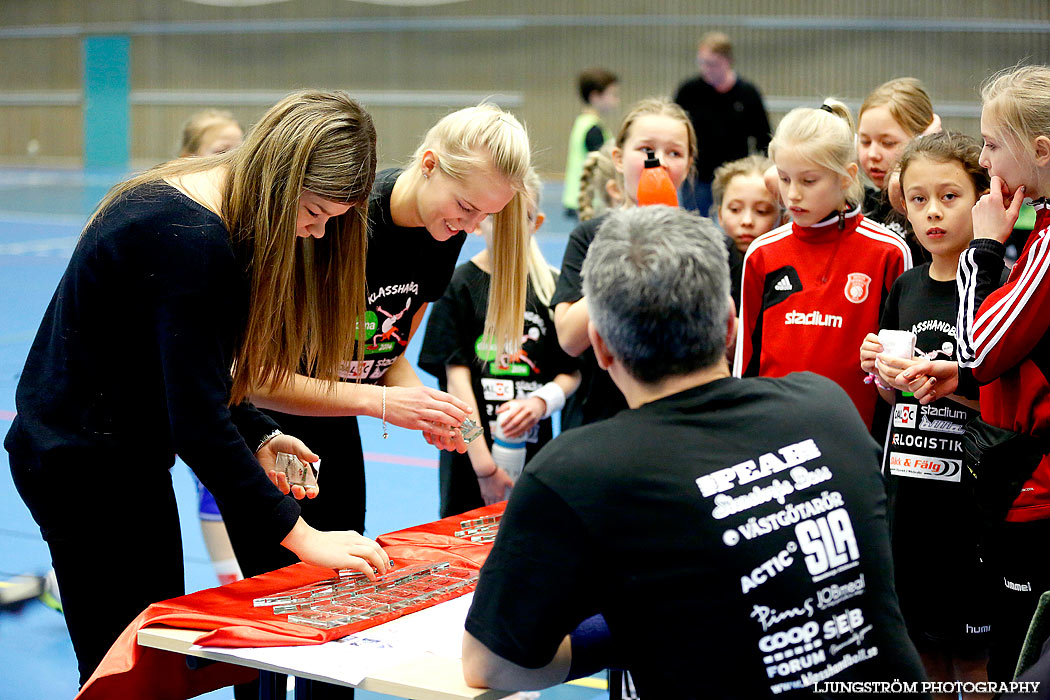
<box><xmin>0</xmin><ymin>168</ymin><xmax>604</xmax><ymax>700</ymax></box>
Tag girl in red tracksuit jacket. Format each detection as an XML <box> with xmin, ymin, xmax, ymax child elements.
<box><xmin>951</xmin><ymin>65</ymin><xmax>1050</xmax><ymax>682</ymax></box>
<box><xmin>733</xmin><ymin>99</ymin><xmax>911</xmax><ymax>431</ymax></box>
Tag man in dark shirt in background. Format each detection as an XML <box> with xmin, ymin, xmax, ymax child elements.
<box><xmin>674</xmin><ymin>32</ymin><xmax>771</xmax><ymax>216</ymax></box>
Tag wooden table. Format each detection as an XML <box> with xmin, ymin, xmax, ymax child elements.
<box><xmin>138</xmin><ymin>626</ymin><xmax>509</xmax><ymax>700</ymax></box>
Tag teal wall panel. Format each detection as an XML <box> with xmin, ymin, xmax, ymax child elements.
<box><xmin>82</xmin><ymin>35</ymin><xmax>129</xmax><ymax>170</ymax></box>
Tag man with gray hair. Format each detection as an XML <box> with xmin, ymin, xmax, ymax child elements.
<box><xmin>462</xmin><ymin>206</ymin><xmax>926</xmax><ymax>697</ymax></box>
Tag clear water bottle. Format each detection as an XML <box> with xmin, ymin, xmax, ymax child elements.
<box><xmin>490</xmin><ymin>405</ymin><xmax>527</xmax><ymax>480</ymax></box>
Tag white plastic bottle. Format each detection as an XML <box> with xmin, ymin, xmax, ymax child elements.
<box><xmin>490</xmin><ymin>404</ymin><xmax>527</xmax><ymax>480</ymax></box>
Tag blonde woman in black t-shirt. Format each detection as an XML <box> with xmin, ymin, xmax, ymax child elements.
<box><xmin>226</xmin><ymin>106</ymin><xmax>535</xmax><ymax>595</ymax></box>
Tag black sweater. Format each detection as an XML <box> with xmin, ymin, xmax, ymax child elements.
<box><xmin>5</xmin><ymin>183</ymin><xmax>300</xmax><ymax>542</ymax></box>
<box><xmin>673</xmin><ymin>75</ymin><xmax>771</xmax><ymax>182</ymax></box>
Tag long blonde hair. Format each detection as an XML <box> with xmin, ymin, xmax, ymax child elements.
<box><xmin>577</xmin><ymin>142</ymin><xmax>622</xmax><ymax>221</ymax></box>
<box><xmin>859</xmin><ymin>77</ymin><xmax>935</xmax><ymax>138</ymax></box>
<box><xmin>982</xmin><ymin>65</ymin><xmax>1050</xmax><ymax>159</ymax></box>
<box><xmin>413</xmin><ymin>103</ymin><xmax>532</xmax><ymax>356</ymax></box>
<box><xmin>769</xmin><ymin>100</ymin><xmax>864</xmax><ymax>205</ymax></box>
<box><xmin>522</xmin><ymin>169</ymin><xmax>556</xmax><ymax>307</ymax></box>
<box><xmin>91</xmin><ymin>90</ymin><xmax>377</xmax><ymax>404</ymax></box>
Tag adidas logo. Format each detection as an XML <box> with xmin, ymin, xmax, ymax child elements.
<box><xmin>774</xmin><ymin>276</ymin><xmax>792</xmax><ymax>292</ymax></box>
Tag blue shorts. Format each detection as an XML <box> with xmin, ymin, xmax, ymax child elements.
<box><xmin>190</xmin><ymin>472</ymin><xmax>224</xmax><ymax>522</ymax></box>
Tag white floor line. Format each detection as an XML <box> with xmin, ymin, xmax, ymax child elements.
<box><xmin>0</xmin><ymin>235</ymin><xmax>78</xmax><ymax>256</ymax></box>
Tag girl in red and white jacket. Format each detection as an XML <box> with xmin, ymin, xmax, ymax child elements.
<box><xmin>733</xmin><ymin>100</ymin><xmax>911</xmax><ymax>430</ymax></box>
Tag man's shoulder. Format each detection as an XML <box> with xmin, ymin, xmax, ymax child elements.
<box><xmin>526</xmin><ymin>417</ymin><xmax>634</xmax><ymax>476</ymax></box>
<box><xmin>731</xmin><ymin>76</ymin><xmax>765</xmax><ymax>100</ymax></box>
<box><xmin>757</xmin><ymin>373</ymin><xmax>877</xmax><ymax>446</ymax></box>
<box><xmin>536</xmin><ymin>417</ymin><xmax>620</xmax><ymax>451</ymax></box>
<box><xmin>674</xmin><ymin>75</ymin><xmax>711</xmax><ymax>100</ymax></box>
<box><xmin>550</xmin><ymin>374</ymin><xmax>844</xmax><ymax>438</ymax></box>
<box><xmin>530</xmin><ymin>374</ymin><xmax>861</xmax><ymax>469</ymax></box>
<box><xmin>713</xmin><ymin>372</ymin><xmax>845</xmax><ymax>408</ymax></box>
<box><xmin>710</xmin><ymin>374</ymin><xmax>863</xmax><ymax>438</ymax></box>
<box><xmin>753</xmin><ymin>371</ymin><xmax>844</xmax><ymax>403</ymax></box>
<box><xmin>569</xmin><ymin>214</ymin><xmax>606</xmax><ymax>244</ymax></box>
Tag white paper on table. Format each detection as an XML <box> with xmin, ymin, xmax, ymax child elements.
<box><xmin>191</xmin><ymin>593</ymin><xmax>474</xmax><ymax>686</ymax></box>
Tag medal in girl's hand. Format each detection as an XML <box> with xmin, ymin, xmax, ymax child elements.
<box><xmin>459</xmin><ymin>417</ymin><xmax>484</xmax><ymax>444</ymax></box>
<box><xmin>275</xmin><ymin>451</ymin><xmax>319</xmax><ymax>489</ymax></box>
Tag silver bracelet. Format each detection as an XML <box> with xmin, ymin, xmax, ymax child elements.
<box><xmin>256</xmin><ymin>429</ymin><xmax>282</xmax><ymax>454</ymax></box>
<box><xmin>381</xmin><ymin>385</ymin><xmax>389</xmax><ymax>439</ymax></box>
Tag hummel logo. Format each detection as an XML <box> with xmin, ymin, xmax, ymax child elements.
<box><xmin>774</xmin><ymin>276</ymin><xmax>792</xmax><ymax>292</ymax></box>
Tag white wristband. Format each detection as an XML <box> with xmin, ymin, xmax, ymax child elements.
<box><xmin>529</xmin><ymin>382</ymin><xmax>566</xmax><ymax>419</ymax></box>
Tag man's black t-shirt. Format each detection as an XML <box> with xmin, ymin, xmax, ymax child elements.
<box><xmin>466</xmin><ymin>372</ymin><xmax>925</xmax><ymax>698</ymax></box>
<box><xmin>550</xmin><ymin>214</ymin><xmax>628</xmax><ymax>430</ymax></box>
<box><xmin>673</xmin><ymin>76</ymin><xmax>772</xmax><ymax>182</ymax></box>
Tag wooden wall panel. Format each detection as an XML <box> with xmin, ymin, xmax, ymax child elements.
<box><xmin>0</xmin><ymin>106</ymin><xmax>82</xmax><ymax>165</ymax></box>
<box><xmin>0</xmin><ymin>1</ymin><xmax>1046</xmax><ymax>171</ymax></box>
<box><xmin>0</xmin><ymin>38</ymin><xmax>79</xmax><ymax>90</ymax></box>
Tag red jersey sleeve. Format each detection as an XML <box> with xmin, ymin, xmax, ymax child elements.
<box><xmin>957</xmin><ymin>223</ymin><xmax>1050</xmax><ymax>383</ymax></box>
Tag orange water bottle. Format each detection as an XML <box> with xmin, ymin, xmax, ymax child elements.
<box><xmin>636</xmin><ymin>148</ymin><xmax>679</xmax><ymax>207</ymax></box>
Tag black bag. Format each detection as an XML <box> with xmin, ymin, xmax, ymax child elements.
<box><xmin>962</xmin><ymin>416</ymin><xmax>1047</xmax><ymax>524</ymax></box>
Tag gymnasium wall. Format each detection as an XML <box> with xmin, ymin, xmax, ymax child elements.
<box><xmin>1</xmin><ymin>0</ymin><xmax>1048</xmax><ymax>173</ymax></box>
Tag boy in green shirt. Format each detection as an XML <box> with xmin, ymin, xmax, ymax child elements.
<box><xmin>562</xmin><ymin>67</ymin><xmax>619</xmax><ymax>218</ymax></box>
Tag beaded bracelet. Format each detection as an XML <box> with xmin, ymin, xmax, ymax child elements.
<box><xmin>381</xmin><ymin>385</ymin><xmax>389</xmax><ymax>440</ymax></box>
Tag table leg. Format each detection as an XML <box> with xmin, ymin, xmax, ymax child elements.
<box><xmin>294</xmin><ymin>677</ymin><xmax>355</xmax><ymax>699</ymax></box>
<box><xmin>259</xmin><ymin>670</ymin><xmax>286</xmax><ymax>700</ymax></box>
<box><xmin>293</xmin><ymin>676</ymin><xmax>312</xmax><ymax>700</ymax></box>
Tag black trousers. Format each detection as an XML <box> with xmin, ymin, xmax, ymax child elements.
<box><xmin>438</xmin><ymin>449</ymin><xmax>484</xmax><ymax>519</ymax></box>
<box><xmin>223</xmin><ymin>412</ymin><xmax>365</xmax><ymax>700</ymax></box>
<box><xmin>222</xmin><ymin>412</ymin><xmax>366</xmax><ymax>578</ymax></box>
<box><xmin>10</xmin><ymin>448</ymin><xmax>186</xmax><ymax>686</ymax></box>
<box><xmin>985</xmin><ymin>518</ymin><xmax>1050</xmax><ymax>681</ymax></box>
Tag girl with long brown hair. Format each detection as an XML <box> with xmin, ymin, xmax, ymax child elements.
<box><xmin>4</xmin><ymin>89</ymin><xmax>389</xmax><ymax>685</ymax></box>
<box><xmin>224</xmin><ymin>104</ymin><xmax>534</xmax><ymax>581</ymax></box>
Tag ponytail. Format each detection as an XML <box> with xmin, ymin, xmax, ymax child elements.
<box><xmin>577</xmin><ymin>143</ymin><xmax>621</xmax><ymax>221</ymax></box>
